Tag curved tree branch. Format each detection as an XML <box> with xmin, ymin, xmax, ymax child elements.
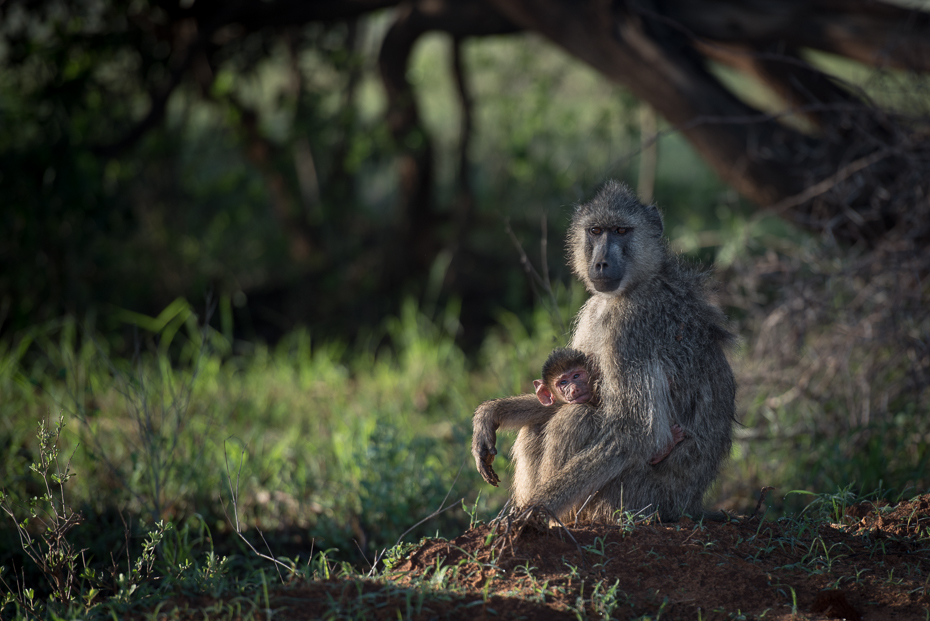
<box><xmin>378</xmin><ymin>0</ymin><xmax>518</xmax><ymax>274</ymax></box>
<box><xmin>451</xmin><ymin>35</ymin><xmax>475</xmax><ymax>231</ymax></box>
<box><xmin>693</xmin><ymin>40</ymin><xmax>863</xmax><ymax>129</ymax></box>
<box><xmin>486</xmin><ymin>0</ymin><xmax>930</xmax><ymax>244</ymax></box>
<box><xmin>485</xmin><ymin>0</ymin><xmax>811</xmax><ymax>205</ymax></box>
<box><xmin>661</xmin><ymin>0</ymin><xmax>930</xmax><ymax>71</ymax></box>
<box><xmin>82</xmin><ymin>0</ymin><xmax>930</xmax><ymax>248</ymax></box>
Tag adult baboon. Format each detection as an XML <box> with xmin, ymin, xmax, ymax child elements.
<box><xmin>472</xmin><ymin>181</ymin><xmax>736</xmax><ymax>522</ymax></box>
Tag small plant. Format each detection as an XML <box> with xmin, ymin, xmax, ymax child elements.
<box><xmin>0</xmin><ymin>415</ymin><xmax>87</xmax><ymax>614</ymax></box>
<box><xmin>590</xmin><ymin>579</ymin><xmax>627</xmax><ymax>619</ymax></box>
<box><xmin>380</xmin><ymin>542</ymin><xmax>419</xmax><ymax>570</ymax></box>
<box><xmin>790</xmin><ymin>485</ymin><xmax>859</xmax><ymax>523</ymax></box>
<box><xmin>462</xmin><ymin>494</ymin><xmax>483</xmax><ymax>529</ymax></box>
<box><xmin>0</xmin><ymin>415</ymin><xmax>216</xmax><ymax>619</ymax></box>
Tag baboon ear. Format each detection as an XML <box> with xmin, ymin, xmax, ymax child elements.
<box><xmin>645</xmin><ymin>204</ymin><xmax>664</xmax><ymax>237</ymax></box>
<box><xmin>534</xmin><ymin>380</ymin><xmax>555</xmax><ymax>406</ymax></box>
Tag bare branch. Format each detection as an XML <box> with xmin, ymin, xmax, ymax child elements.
<box><xmin>768</xmin><ymin>147</ymin><xmax>894</xmax><ymax>215</ymax></box>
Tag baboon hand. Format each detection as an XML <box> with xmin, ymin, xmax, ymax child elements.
<box><xmin>649</xmin><ymin>424</ymin><xmax>686</xmax><ymax>465</ymax></box>
<box><xmin>474</xmin><ymin>445</ymin><xmax>499</xmax><ymax>486</ymax></box>
<box><xmin>472</xmin><ymin>427</ymin><xmax>500</xmax><ymax>486</ymax></box>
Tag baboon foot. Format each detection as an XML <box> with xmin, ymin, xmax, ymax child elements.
<box><xmin>511</xmin><ymin>504</ymin><xmax>552</xmax><ymax>532</ymax></box>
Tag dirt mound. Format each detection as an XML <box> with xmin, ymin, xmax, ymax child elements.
<box><xmin>383</xmin><ymin>496</ymin><xmax>930</xmax><ymax>620</ymax></box>
<box><xmin>845</xmin><ymin>493</ymin><xmax>930</xmax><ymax>539</ymax></box>
<box><xmin>152</xmin><ymin>495</ymin><xmax>930</xmax><ymax>619</ymax></box>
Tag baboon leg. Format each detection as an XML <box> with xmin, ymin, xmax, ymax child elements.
<box><xmin>511</xmin><ymin>404</ymin><xmax>598</xmax><ymax>511</ymax></box>
<box><xmin>510</xmin><ymin>423</ymin><xmax>545</xmax><ymax>508</ymax></box>
<box><xmin>528</xmin><ymin>435</ymin><xmax>638</xmax><ymax>523</ymax></box>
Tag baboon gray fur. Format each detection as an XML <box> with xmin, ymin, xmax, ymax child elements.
<box><xmin>472</xmin><ymin>180</ymin><xmax>736</xmax><ymax>522</ymax></box>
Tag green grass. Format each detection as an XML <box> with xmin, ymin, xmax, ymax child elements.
<box><xmin>1</xmin><ymin>254</ymin><xmax>928</xmax><ymax>617</ymax></box>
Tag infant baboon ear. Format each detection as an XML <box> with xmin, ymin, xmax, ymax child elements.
<box><xmin>533</xmin><ymin>379</ymin><xmax>555</xmax><ymax>406</ymax></box>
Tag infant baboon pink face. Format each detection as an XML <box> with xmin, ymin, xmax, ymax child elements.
<box><xmin>533</xmin><ymin>365</ymin><xmax>593</xmax><ymax>406</ymax></box>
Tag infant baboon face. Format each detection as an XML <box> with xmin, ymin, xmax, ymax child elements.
<box><xmin>554</xmin><ymin>365</ymin><xmax>593</xmax><ymax>404</ymax></box>
<box><xmin>534</xmin><ymin>365</ymin><xmax>593</xmax><ymax>406</ymax></box>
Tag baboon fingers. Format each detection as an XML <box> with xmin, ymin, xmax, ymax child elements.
<box><xmin>477</xmin><ymin>460</ymin><xmax>500</xmax><ymax>486</ymax></box>
<box><xmin>472</xmin><ymin>445</ymin><xmax>500</xmax><ymax>485</ymax></box>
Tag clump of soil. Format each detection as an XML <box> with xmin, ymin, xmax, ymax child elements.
<box><xmin>845</xmin><ymin>494</ymin><xmax>930</xmax><ymax>539</ymax></box>
<box><xmin>157</xmin><ymin>494</ymin><xmax>930</xmax><ymax>620</ymax></box>
<box><xmin>377</xmin><ymin>494</ymin><xmax>930</xmax><ymax>620</ymax></box>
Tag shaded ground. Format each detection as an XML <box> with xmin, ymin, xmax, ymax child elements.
<box><xmin>151</xmin><ymin>494</ymin><xmax>930</xmax><ymax>620</ymax></box>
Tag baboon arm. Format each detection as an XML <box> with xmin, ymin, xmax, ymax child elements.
<box><xmin>472</xmin><ymin>394</ymin><xmax>553</xmax><ymax>487</ymax></box>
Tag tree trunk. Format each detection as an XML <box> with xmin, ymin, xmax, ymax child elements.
<box><xmin>378</xmin><ymin>0</ymin><xmax>518</xmax><ymax>280</ymax></box>
<box><xmin>484</xmin><ymin>0</ymin><xmax>930</xmax><ymax>244</ymax></box>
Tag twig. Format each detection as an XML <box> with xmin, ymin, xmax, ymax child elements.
<box><xmin>637</xmin><ymin>103</ymin><xmax>658</xmax><ymax>203</ymax></box>
<box><xmin>753</xmin><ymin>486</ymin><xmax>777</xmax><ymax>519</ymax></box>
<box><xmin>504</xmin><ymin>218</ymin><xmax>567</xmax><ymax>336</ymax></box>
<box><xmin>574</xmin><ymin>492</ymin><xmax>598</xmax><ymax>527</ymax></box>
<box><xmin>363</xmin><ymin>459</ymin><xmax>468</xmax><ymax>577</ymax></box>
<box><xmin>493</xmin><ymin>498</ymin><xmax>513</xmax><ymax>524</ymax></box>
<box><xmin>768</xmin><ymin>148</ymin><xmax>893</xmax><ymax>215</ymax></box>
<box><xmin>395</xmin><ymin>501</ymin><xmax>463</xmax><ymax>550</ymax></box>
<box><xmin>258</xmin><ymin>527</ymin><xmax>286</xmax><ymax>583</ymax></box>
<box><xmin>493</xmin><ymin>505</ymin><xmax>589</xmax><ymax>570</ymax></box>
<box><xmin>354</xmin><ymin>539</ymin><xmax>373</xmax><ymax>572</ymax></box>
<box><xmin>221</xmin><ymin>441</ymin><xmax>295</xmax><ymax>579</ymax></box>
<box><xmin>540</xmin><ymin>215</ymin><xmax>551</xmax><ymax>293</ymax></box>
<box><xmin>392</xmin><ymin>457</ymin><xmax>466</xmax><ymax>547</ymax></box>
<box><xmin>544</xmin><ymin>508</ymin><xmax>589</xmax><ymax>570</ymax></box>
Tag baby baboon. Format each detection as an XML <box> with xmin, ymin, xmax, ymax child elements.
<box><xmin>472</xmin><ymin>181</ymin><xmax>736</xmax><ymax>522</ymax></box>
<box><xmin>534</xmin><ymin>347</ymin><xmax>597</xmax><ymax>406</ymax></box>
<box><xmin>534</xmin><ymin>348</ymin><xmax>683</xmax><ymax>462</ymax></box>
<box><xmin>473</xmin><ymin>348</ymin><xmax>603</xmax><ymax>508</ymax></box>
<box><xmin>475</xmin><ymin>346</ymin><xmax>687</xmax><ymax>509</ymax></box>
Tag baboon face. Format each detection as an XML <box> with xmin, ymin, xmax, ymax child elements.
<box><xmin>534</xmin><ymin>347</ymin><xmax>597</xmax><ymax>406</ymax></box>
<box><xmin>533</xmin><ymin>364</ymin><xmax>593</xmax><ymax>406</ymax></box>
<box><xmin>568</xmin><ymin>181</ymin><xmax>665</xmax><ymax>296</ymax></box>
<box><xmin>585</xmin><ymin>226</ymin><xmax>633</xmax><ymax>293</ymax></box>
<box><xmin>552</xmin><ymin>365</ymin><xmax>593</xmax><ymax>404</ymax></box>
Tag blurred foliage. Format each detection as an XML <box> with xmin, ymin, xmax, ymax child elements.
<box><xmin>0</xmin><ymin>6</ymin><xmax>732</xmax><ymax>340</ymax></box>
<box><xmin>2</xmin><ymin>279</ymin><xmax>928</xmax><ymax>577</ymax></box>
<box><xmin>2</xmin><ymin>7</ymin><xmax>928</xmax><ymax>614</ymax></box>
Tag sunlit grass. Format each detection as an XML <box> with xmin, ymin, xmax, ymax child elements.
<box><xmin>1</xmin><ymin>262</ymin><xmax>928</xmax><ymax>616</ymax></box>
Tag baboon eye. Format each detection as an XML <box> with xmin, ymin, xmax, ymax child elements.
<box><xmin>589</xmin><ymin>227</ymin><xmax>603</xmax><ymax>236</ymax></box>
<box><xmin>616</xmin><ymin>227</ymin><xmax>629</xmax><ymax>235</ymax></box>
<box><xmin>573</xmin><ymin>373</ymin><xmax>581</xmax><ymax>380</ymax></box>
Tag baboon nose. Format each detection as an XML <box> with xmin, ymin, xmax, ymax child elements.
<box><xmin>595</xmin><ymin>261</ymin><xmax>609</xmax><ymax>273</ymax></box>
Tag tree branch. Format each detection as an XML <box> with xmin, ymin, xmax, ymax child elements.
<box><xmin>661</xmin><ymin>0</ymin><xmax>930</xmax><ymax>72</ymax></box>
<box><xmin>485</xmin><ymin>0</ymin><xmax>812</xmax><ymax>205</ymax></box>
<box><xmin>378</xmin><ymin>0</ymin><xmax>518</xmax><ymax>274</ymax></box>
<box><xmin>451</xmin><ymin>35</ymin><xmax>475</xmax><ymax>229</ymax></box>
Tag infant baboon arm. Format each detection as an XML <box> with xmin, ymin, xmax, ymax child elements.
<box><xmin>649</xmin><ymin>424</ymin><xmax>685</xmax><ymax>465</ymax></box>
<box><xmin>472</xmin><ymin>394</ymin><xmax>553</xmax><ymax>487</ymax></box>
